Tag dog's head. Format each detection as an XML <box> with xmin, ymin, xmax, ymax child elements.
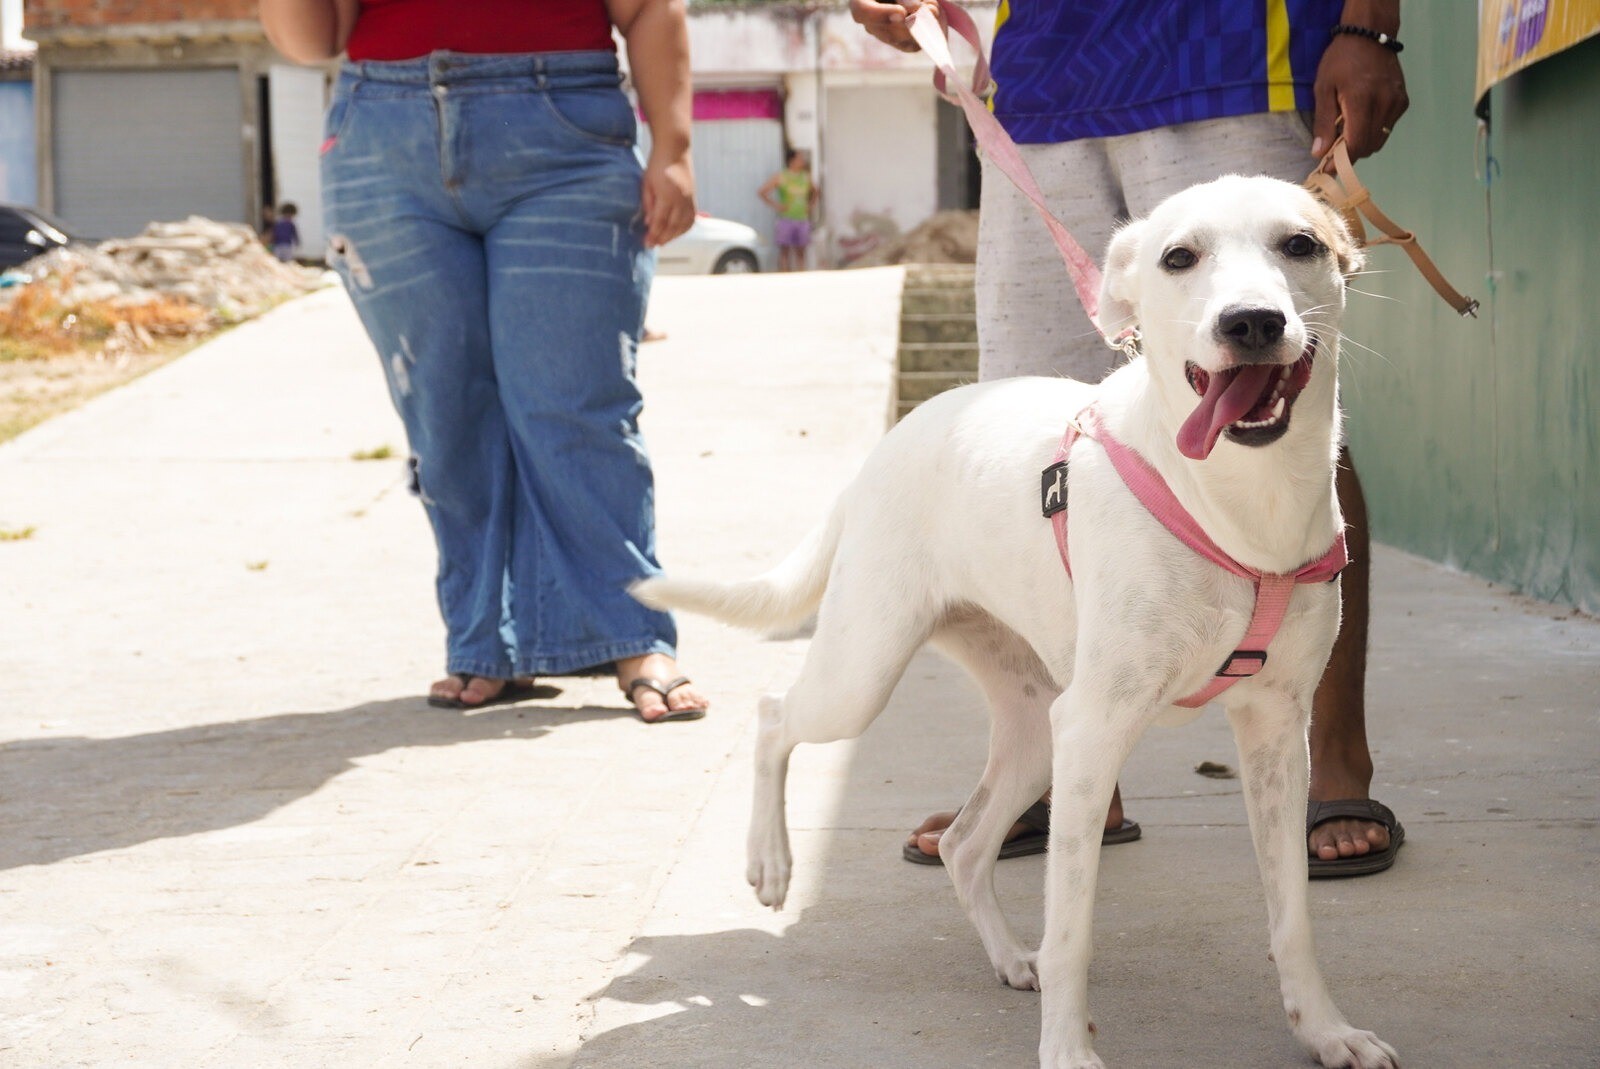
<box><xmin>1098</xmin><ymin>175</ymin><xmax>1363</xmax><ymax>461</ymax></box>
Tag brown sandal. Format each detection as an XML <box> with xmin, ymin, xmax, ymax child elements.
<box><xmin>622</xmin><ymin>675</ymin><xmax>708</xmax><ymax>722</ymax></box>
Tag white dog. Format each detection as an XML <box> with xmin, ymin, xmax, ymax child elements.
<box><xmin>633</xmin><ymin>175</ymin><xmax>1398</xmax><ymax>1069</ymax></box>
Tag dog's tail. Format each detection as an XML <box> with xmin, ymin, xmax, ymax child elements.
<box><xmin>631</xmin><ymin>506</ymin><xmax>842</xmax><ymax>632</ymax></box>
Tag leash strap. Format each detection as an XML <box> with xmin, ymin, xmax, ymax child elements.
<box><xmin>1304</xmin><ymin>137</ymin><xmax>1480</xmax><ymax>317</ymax></box>
<box><xmin>1045</xmin><ymin>406</ymin><xmax>1348</xmax><ymax>707</ymax></box>
<box><xmin>906</xmin><ymin>7</ymin><xmax>1119</xmax><ymax>345</ymax></box>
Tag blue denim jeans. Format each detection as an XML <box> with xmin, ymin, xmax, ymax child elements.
<box><xmin>320</xmin><ymin>50</ymin><xmax>675</xmax><ymax>678</ymax></box>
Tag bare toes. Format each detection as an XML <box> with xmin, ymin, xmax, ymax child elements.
<box><xmin>667</xmin><ymin>683</ymin><xmax>708</xmax><ymax>712</ymax></box>
<box><xmin>1309</xmin><ymin>817</ymin><xmax>1390</xmax><ymax>860</ymax></box>
<box><xmin>430</xmin><ymin>675</ymin><xmax>465</xmax><ymax>702</ymax></box>
<box><xmin>459</xmin><ymin>677</ymin><xmax>508</xmax><ymax>706</ymax></box>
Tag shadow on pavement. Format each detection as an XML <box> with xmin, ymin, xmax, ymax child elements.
<box><xmin>0</xmin><ymin>695</ymin><xmax>628</xmax><ymax>870</ymax></box>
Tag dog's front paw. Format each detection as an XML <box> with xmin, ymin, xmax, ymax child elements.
<box><xmin>1303</xmin><ymin>1025</ymin><xmax>1399</xmax><ymax>1069</ymax></box>
<box><xmin>1040</xmin><ymin>1050</ymin><xmax>1107</xmax><ymax>1069</ymax></box>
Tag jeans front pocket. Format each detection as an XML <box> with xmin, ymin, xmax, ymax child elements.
<box><xmin>539</xmin><ymin>86</ymin><xmax>637</xmax><ymax>147</ymax></box>
<box><xmin>321</xmin><ymin>84</ymin><xmax>362</xmax><ymax>155</ymax></box>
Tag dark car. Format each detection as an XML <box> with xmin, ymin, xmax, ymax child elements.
<box><xmin>0</xmin><ymin>204</ymin><xmax>81</xmax><ymax>271</ymax></box>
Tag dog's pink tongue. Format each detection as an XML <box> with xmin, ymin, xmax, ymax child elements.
<box><xmin>1177</xmin><ymin>365</ymin><xmax>1276</xmax><ymax>460</ymax></box>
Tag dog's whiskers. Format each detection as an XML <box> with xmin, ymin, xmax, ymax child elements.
<box><xmin>1336</xmin><ymin>332</ymin><xmax>1395</xmax><ymax>370</ymax></box>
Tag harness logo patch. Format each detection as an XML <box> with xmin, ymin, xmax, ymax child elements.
<box><xmin>1040</xmin><ymin>461</ymin><xmax>1068</xmax><ymax>517</ymax></box>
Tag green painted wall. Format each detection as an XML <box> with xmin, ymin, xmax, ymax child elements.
<box><xmin>1343</xmin><ymin>9</ymin><xmax>1600</xmax><ymax>613</ymax></box>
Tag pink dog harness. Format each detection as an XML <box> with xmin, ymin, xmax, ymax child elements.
<box><xmin>1041</xmin><ymin>406</ymin><xmax>1348</xmax><ymax>709</ymax></box>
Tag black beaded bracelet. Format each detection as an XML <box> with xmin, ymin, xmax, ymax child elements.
<box><xmin>1331</xmin><ymin>24</ymin><xmax>1404</xmax><ymax>53</ymax></box>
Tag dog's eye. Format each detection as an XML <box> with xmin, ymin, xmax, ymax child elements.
<box><xmin>1283</xmin><ymin>233</ymin><xmax>1321</xmax><ymax>258</ymax></box>
<box><xmin>1161</xmin><ymin>247</ymin><xmax>1197</xmax><ymax>271</ymax></box>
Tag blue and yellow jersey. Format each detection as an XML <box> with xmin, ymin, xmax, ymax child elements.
<box><xmin>990</xmin><ymin>0</ymin><xmax>1346</xmax><ymax>143</ymax></box>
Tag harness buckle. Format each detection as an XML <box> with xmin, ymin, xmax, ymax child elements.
<box><xmin>1216</xmin><ymin>649</ymin><xmax>1268</xmax><ymax>678</ymax></box>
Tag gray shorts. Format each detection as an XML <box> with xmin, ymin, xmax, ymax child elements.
<box><xmin>976</xmin><ymin>111</ymin><xmax>1315</xmax><ymax>383</ymax></box>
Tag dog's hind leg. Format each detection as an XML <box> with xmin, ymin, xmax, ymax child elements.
<box><xmin>1226</xmin><ymin>693</ymin><xmax>1399</xmax><ymax>1069</ymax></box>
<box><xmin>930</xmin><ymin>612</ymin><xmax>1056</xmax><ymax>990</ymax></box>
<box><xmin>748</xmin><ymin>549</ymin><xmax>934</xmax><ymax>911</ymax></box>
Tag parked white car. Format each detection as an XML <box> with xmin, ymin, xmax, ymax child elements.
<box><xmin>656</xmin><ymin>214</ymin><xmax>766</xmax><ymax>275</ymax></box>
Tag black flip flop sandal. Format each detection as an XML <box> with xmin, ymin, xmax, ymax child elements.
<box><xmin>427</xmin><ymin>674</ymin><xmax>540</xmax><ymax>710</ymax></box>
<box><xmin>902</xmin><ymin>800</ymin><xmax>1142</xmax><ymax>865</ymax></box>
<box><xmin>1306</xmin><ymin>798</ymin><xmax>1406</xmax><ymax>878</ymax></box>
<box><xmin>623</xmin><ymin>675</ymin><xmax>708</xmax><ymax>722</ymax></box>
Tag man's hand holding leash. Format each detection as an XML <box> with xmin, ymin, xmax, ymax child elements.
<box><xmin>1313</xmin><ymin>0</ymin><xmax>1409</xmax><ymax>161</ymax></box>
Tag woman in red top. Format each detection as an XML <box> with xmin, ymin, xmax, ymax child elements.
<box><xmin>262</xmin><ymin>0</ymin><xmax>709</xmax><ymax>721</ymax></box>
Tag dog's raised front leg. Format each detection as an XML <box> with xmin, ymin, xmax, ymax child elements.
<box><xmin>1226</xmin><ymin>693</ymin><xmax>1399</xmax><ymax>1069</ymax></box>
<box><xmin>1036</xmin><ymin>683</ymin><xmax>1154</xmax><ymax>1069</ymax></box>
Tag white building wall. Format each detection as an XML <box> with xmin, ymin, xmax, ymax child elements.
<box><xmin>268</xmin><ymin>65</ymin><xmax>326</xmax><ymax>253</ymax></box>
<box><xmin>821</xmin><ymin>79</ymin><xmax>937</xmax><ymax>266</ymax></box>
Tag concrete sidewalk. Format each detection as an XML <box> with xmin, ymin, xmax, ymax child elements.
<box><xmin>1</xmin><ymin>271</ymin><xmax>1595</xmax><ymax>1068</ymax></box>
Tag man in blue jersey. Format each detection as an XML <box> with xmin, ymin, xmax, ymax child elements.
<box><xmin>853</xmin><ymin>0</ymin><xmax>1407</xmax><ymax>877</ymax></box>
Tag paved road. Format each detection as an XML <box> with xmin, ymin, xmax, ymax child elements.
<box><xmin>1</xmin><ymin>271</ymin><xmax>1595</xmax><ymax>1068</ymax></box>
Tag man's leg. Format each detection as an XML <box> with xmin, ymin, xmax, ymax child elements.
<box><xmin>1307</xmin><ymin>451</ymin><xmax>1392</xmax><ymax>862</ymax></box>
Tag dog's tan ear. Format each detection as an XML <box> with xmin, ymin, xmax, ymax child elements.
<box><xmin>1098</xmin><ymin>218</ymin><xmax>1145</xmax><ymax>333</ymax></box>
<box><xmin>1312</xmin><ymin>200</ymin><xmax>1366</xmax><ymax>278</ymax></box>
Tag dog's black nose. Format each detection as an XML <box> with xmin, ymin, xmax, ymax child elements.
<box><xmin>1216</xmin><ymin>306</ymin><xmax>1287</xmax><ymax>352</ymax></box>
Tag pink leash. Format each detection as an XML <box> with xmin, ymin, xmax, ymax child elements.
<box><xmin>906</xmin><ymin>7</ymin><xmax>1130</xmax><ymax>348</ymax></box>
<box><xmin>1045</xmin><ymin>407</ymin><xmax>1348</xmax><ymax>708</ymax></box>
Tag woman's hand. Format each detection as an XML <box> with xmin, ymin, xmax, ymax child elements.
<box><xmin>642</xmin><ymin>152</ymin><xmax>696</xmax><ymax>248</ymax></box>
<box><xmin>606</xmin><ymin>0</ymin><xmax>694</xmax><ymax>246</ymax></box>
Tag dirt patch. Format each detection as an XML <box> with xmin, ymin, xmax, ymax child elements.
<box><xmin>849</xmin><ymin>209</ymin><xmax>978</xmax><ymax>268</ymax></box>
<box><xmin>0</xmin><ymin>217</ymin><xmax>323</xmax><ymax>445</ymax></box>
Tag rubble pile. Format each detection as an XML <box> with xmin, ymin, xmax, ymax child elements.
<box><xmin>851</xmin><ymin>209</ymin><xmax>979</xmax><ymax>268</ymax></box>
<box><xmin>1</xmin><ymin>217</ymin><xmax>323</xmax><ymax>359</ymax></box>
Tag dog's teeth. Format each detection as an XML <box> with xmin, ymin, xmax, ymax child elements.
<box><xmin>1271</xmin><ymin>396</ymin><xmax>1286</xmax><ymax>420</ymax></box>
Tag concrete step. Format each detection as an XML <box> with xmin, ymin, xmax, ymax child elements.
<box><xmin>898</xmin><ymin>341</ymin><xmax>980</xmax><ymax>372</ymax></box>
<box><xmin>904</xmin><ymin>263</ymin><xmax>976</xmax><ymax>284</ymax></box>
<box><xmin>898</xmin><ymin>314</ymin><xmax>978</xmax><ymax>344</ymax></box>
<box><xmin>901</xmin><ymin>287</ymin><xmax>977</xmax><ymax>315</ymax></box>
<box><xmin>896</xmin><ymin>369</ymin><xmax>973</xmax><ymax>403</ymax></box>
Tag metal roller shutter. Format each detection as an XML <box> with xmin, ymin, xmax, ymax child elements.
<box><xmin>691</xmin><ymin>118</ymin><xmax>785</xmax><ymax>235</ymax></box>
<box><xmin>53</xmin><ymin>68</ymin><xmax>245</xmax><ymax>239</ymax></box>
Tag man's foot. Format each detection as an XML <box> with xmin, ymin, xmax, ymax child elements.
<box><xmin>1306</xmin><ymin>799</ymin><xmax>1404</xmax><ymax>877</ymax></box>
<box><xmin>616</xmin><ymin>652</ymin><xmax>709</xmax><ymax>722</ymax></box>
<box><xmin>904</xmin><ymin>787</ymin><xmax>1130</xmax><ymax>862</ymax></box>
<box><xmin>427</xmin><ymin>674</ymin><xmax>537</xmax><ymax>710</ymax></box>
<box><xmin>1308</xmin><ymin>756</ymin><xmax>1392</xmax><ymax>863</ymax></box>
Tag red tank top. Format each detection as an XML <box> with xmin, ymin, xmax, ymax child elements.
<box><xmin>346</xmin><ymin>0</ymin><xmax>615</xmax><ymax>61</ymax></box>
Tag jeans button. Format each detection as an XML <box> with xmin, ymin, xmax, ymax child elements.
<box><xmin>434</xmin><ymin>85</ymin><xmax>448</xmax><ymax>97</ymax></box>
